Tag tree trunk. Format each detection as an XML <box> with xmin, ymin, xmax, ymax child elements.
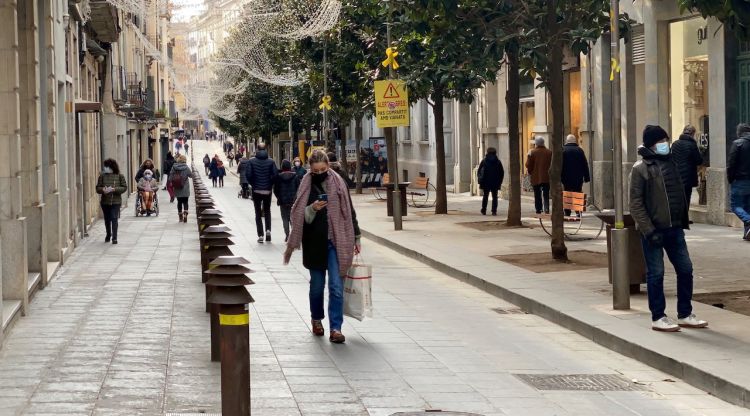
<box><xmin>355</xmin><ymin>117</ymin><xmax>363</xmax><ymax>194</ymax></box>
<box><xmin>505</xmin><ymin>42</ymin><xmax>522</xmax><ymax>227</ymax></box>
<box><xmin>339</xmin><ymin>123</ymin><xmax>349</xmax><ymax>175</ymax></box>
<box><xmin>547</xmin><ymin>41</ymin><xmax>569</xmax><ymax>261</ymax></box>
<box><xmin>432</xmin><ymin>89</ymin><xmax>448</xmax><ymax>214</ymax></box>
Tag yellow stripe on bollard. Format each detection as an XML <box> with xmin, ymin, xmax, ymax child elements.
<box><xmin>219</xmin><ymin>313</ymin><xmax>249</xmax><ymax>326</ymax></box>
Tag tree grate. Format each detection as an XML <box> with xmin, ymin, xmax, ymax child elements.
<box><xmin>514</xmin><ymin>374</ymin><xmax>647</xmax><ymax>391</ymax></box>
<box><xmin>391</xmin><ymin>412</ymin><xmax>484</xmax><ymax>416</ymax></box>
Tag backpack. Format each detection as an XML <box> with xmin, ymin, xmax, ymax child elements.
<box><xmin>477</xmin><ymin>163</ymin><xmax>485</xmax><ymax>184</ymax></box>
<box><xmin>170</xmin><ymin>170</ymin><xmax>185</xmax><ymax>189</ymax></box>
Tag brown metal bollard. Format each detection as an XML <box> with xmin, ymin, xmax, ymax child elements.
<box><xmin>205</xmin><ymin>256</ymin><xmax>253</xmax><ymax>362</ymax></box>
<box><xmin>195</xmin><ymin>198</ymin><xmax>215</xmax><ymax>218</ymax></box>
<box><xmin>207</xmin><ymin>283</ymin><xmax>254</xmax><ymax>416</ymax></box>
<box><xmin>198</xmin><ymin>209</ymin><xmax>225</xmax><ymax>234</ymax></box>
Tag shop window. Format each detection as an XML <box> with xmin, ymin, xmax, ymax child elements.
<box><xmin>669</xmin><ymin>17</ymin><xmax>709</xmax><ymax>141</ymax></box>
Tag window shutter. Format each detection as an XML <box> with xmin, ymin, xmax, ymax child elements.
<box><xmin>631</xmin><ymin>25</ymin><xmax>645</xmax><ymax>65</ymax></box>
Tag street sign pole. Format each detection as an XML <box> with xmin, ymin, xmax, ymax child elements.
<box><xmin>610</xmin><ymin>0</ymin><xmax>630</xmax><ymax>310</ymax></box>
<box><xmin>385</xmin><ymin>0</ymin><xmax>402</xmax><ymax>231</ymax></box>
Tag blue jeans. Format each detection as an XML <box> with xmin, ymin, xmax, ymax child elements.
<box><xmin>309</xmin><ymin>241</ymin><xmax>344</xmax><ymax>331</ymax></box>
<box><xmin>641</xmin><ymin>227</ymin><xmax>694</xmax><ymax>322</ymax></box>
<box><xmin>730</xmin><ymin>179</ymin><xmax>750</xmax><ymax>224</ymax></box>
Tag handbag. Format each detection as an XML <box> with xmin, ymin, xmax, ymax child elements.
<box><xmin>343</xmin><ymin>254</ymin><xmax>373</xmax><ymax>321</ymax></box>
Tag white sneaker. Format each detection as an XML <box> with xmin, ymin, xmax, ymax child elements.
<box><xmin>652</xmin><ymin>316</ymin><xmax>681</xmax><ymax>332</ymax></box>
<box><xmin>678</xmin><ymin>314</ymin><xmax>708</xmax><ymax>329</ymax></box>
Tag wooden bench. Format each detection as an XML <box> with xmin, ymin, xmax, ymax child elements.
<box><xmin>536</xmin><ymin>191</ymin><xmax>604</xmax><ymax>240</ymax></box>
<box><xmin>406</xmin><ymin>177</ymin><xmax>436</xmax><ymax>208</ymax></box>
<box><xmin>371</xmin><ymin>173</ymin><xmax>390</xmax><ymax>200</ymax></box>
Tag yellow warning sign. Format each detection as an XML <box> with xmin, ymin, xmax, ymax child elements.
<box><xmin>375</xmin><ymin>80</ymin><xmax>410</xmax><ymax>128</ymax></box>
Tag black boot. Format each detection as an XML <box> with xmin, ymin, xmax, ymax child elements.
<box><xmin>111</xmin><ymin>220</ymin><xmax>118</xmax><ymax>244</ymax></box>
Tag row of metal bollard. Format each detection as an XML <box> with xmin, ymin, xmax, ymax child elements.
<box><xmin>191</xmin><ymin>164</ymin><xmax>253</xmax><ymax>416</ymax></box>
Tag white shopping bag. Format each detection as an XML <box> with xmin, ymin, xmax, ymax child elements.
<box><xmin>343</xmin><ymin>256</ymin><xmax>373</xmax><ymax>321</ymax></box>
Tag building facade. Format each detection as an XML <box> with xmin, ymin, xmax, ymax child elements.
<box><xmin>0</xmin><ymin>0</ymin><xmax>176</xmax><ymax>346</ymax></box>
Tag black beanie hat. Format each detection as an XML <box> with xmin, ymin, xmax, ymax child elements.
<box><xmin>643</xmin><ymin>125</ymin><xmax>668</xmax><ymax>148</ymax></box>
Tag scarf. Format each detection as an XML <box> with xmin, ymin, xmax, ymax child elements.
<box><xmin>287</xmin><ymin>171</ymin><xmax>355</xmax><ymax>276</ymax></box>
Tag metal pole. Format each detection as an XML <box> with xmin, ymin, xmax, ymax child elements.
<box><xmin>323</xmin><ymin>41</ymin><xmax>329</xmax><ymax>148</ymax></box>
<box><xmin>610</xmin><ymin>0</ymin><xmax>630</xmax><ymax>310</ymax></box>
<box><xmin>385</xmin><ymin>0</ymin><xmax>402</xmax><ymax>230</ymax></box>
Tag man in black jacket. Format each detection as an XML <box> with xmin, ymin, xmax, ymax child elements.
<box><xmin>728</xmin><ymin>123</ymin><xmax>750</xmax><ymax>240</ymax></box>
<box><xmin>477</xmin><ymin>147</ymin><xmax>504</xmax><ymax>215</ymax></box>
<box><xmin>629</xmin><ymin>125</ymin><xmax>707</xmax><ymax>332</ymax></box>
<box><xmin>246</xmin><ymin>143</ymin><xmax>279</xmax><ymax>243</ymax></box>
<box><xmin>671</xmin><ymin>125</ymin><xmax>703</xmax><ymax>210</ymax></box>
<box><xmin>561</xmin><ymin>135</ymin><xmax>590</xmax><ymax>216</ymax></box>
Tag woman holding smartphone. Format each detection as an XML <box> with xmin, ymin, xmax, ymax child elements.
<box><xmin>284</xmin><ymin>150</ymin><xmax>361</xmax><ymax>344</ymax></box>
<box><xmin>96</xmin><ymin>159</ymin><xmax>128</xmax><ymax>244</ymax></box>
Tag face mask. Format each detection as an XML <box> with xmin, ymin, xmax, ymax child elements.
<box><xmin>295</xmin><ymin>162</ymin><xmax>301</xmax><ymax>167</ymax></box>
<box><xmin>145</xmin><ymin>175</ymin><xmax>152</xmax><ymax>180</ymax></box>
<box><xmin>655</xmin><ymin>142</ymin><xmax>670</xmax><ymax>155</ymax></box>
<box><xmin>312</xmin><ymin>171</ymin><xmax>328</xmax><ymax>184</ymax></box>
<box><xmin>103</xmin><ymin>167</ymin><xmax>113</xmax><ymax>174</ymax></box>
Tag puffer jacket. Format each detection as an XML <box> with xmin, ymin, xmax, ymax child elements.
<box><xmin>245</xmin><ymin>150</ymin><xmax>278</xmax><ymax>192</ymax></box>
<box><xmin>169</xmin><ymin>162</ymin><xmax>193</xmax><ymax>198</ymax></box>
<box><xmin>671</xmin><ymin>134</ymin><xmax>703</xmax><ymax>187</ymax></box>
<box><xmin>273</xmin><ymin>171</ymin><xmax>299</xmax><ymax>205</ymax></box>
<box><xmin>629</xmin><ymin>146</ymin><xmax>690</xmax><ymax>237</ymax></box>
<box><xmin>728</xmin><ymin>133</ymin><xmax>750</xmax><ymax>184</ymax></box>
<box><xmin>561</xmin><ymin>143</ymin><xmax>590</xmax><ymax>189</ymax></box>
<box><xmin>478</xmin><ymin>153</ymin><xmax>505</xmax><ymax>191</ymax></box>
<box><xmin>96</xmin><ymin>173</ymin><xmax>128</xmax><ymax>206</ymax></box>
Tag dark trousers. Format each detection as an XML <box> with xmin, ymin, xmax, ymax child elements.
<box><xmin>218</xmin><ymin>176</ymin><xmax>224</xmax><ymax>187</ymax></box>
<box><xmin>563</xmin><ymin>183</ymin><xmax>583</xmax><ymax>216</ymax></box>
<box><xmin>177</xmin><ymin>197</ymin><xmax>189</xmax><ymax>213</ymax></box>
<box><xmin>640</xmin><ymin>227</ymin><xmax>694</xmax><ymax>322</ymax></box>
<box><xmin>533</xmin><ymin>183</ymin><xmax>550</xmax><ymax>214</ymax></box>
<box><xmin>101</xmin><ymin>203</ymin><xmax>120</xmax><ymax>239</ymax></box>
<box><xmin>280</xmin><ymin>204</ymin><xmax>292</xmax><ymax>238</ymax></box>
<box><xmin>253</xmin><ymin>192</ymin><xmax>272</xmax><ymax>236</ymax></box>
<box><xmin>481</xmin><ymin>189</ymin><xmax>498</xmax><ymax>214</ymax></box>
<box><xmin>211</xmin><ymin>177</ymin><xmax>217</xmax><ymax>187</ymax></box>
<box><xmin>684</xmin><ymin>185</ymin><xmax>693</xmax><ymax>207</ymax></box>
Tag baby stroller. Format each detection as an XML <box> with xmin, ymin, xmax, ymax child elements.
<box><xmin>238</xmin><ymin>183</ymin><xmax>251</xmax><ymax>199</ymax></box>
<box><xmin>135</xmin><ymin>191</ymin><xmax>160</xmax><ymax>217</ymax></box>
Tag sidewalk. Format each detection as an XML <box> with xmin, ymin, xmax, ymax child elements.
<box><xmin>352</xmin><ymin>191</ymin><xmax>750</xmax><ymax>409</ymax></box>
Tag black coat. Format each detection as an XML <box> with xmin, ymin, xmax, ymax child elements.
<box><xmin>245</xmin><ymin>150</ymin><xmax>278</xmax><ymax>192</ymax></box>
<box><xmin>727</xmin><ymin>134</ymin><xmax>750</xmax><ymax>183</ymax></box>
<box><xmin>671</xmin><ymin>134</ymin><xmax>703</xmax><ymax>187</ymax></box>
<box><xmin>273</xmin><ymin>171</ymin><xmax>299</xmax><ymax>205</ymax></box>
<box><xmin>478</xmin><ymin>154</ymin><xmax>504</xmax><ymax>191</ymax></box>
<box><xmin>561</xmin><ymin>143</ymin><xmax>590</xmax><ymax>189</ymax></box>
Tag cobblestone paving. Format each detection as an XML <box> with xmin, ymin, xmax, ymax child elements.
<box><xmin>1</xmin><ymin>140</ymin><xmax>748</xmax><ymax>416</ymax></box>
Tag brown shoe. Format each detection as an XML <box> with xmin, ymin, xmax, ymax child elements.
<box><xmin>329</xmin><ymin>330</ymin><xmax>345</xmax><ymax>344</ymax></box>
<box><xmin>311</xmin><ymin>320</ymin><xmax>324</xmax><ymax>337</ymax></box>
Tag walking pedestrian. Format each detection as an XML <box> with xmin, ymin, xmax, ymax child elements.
<box><xmin>328</xmin><ymin>152</ymin><xmax>355</xmax><ymax>188</ymax></box>
<box><xmin>96</xmin><ymin>158</ymin><xmax>127</xmax><ymax>244</ymax></box>
<box><xmin>478</xmin><ymin>147</ymin><xmax>504</xmax><ymax>216</ymax></box>
<box><xmin>237</xmin><ymin>153</ymin><xmax>251</xmax><ymax>198</ymax></box>
<box><xmin>184</xmin><ymin>142</ymin><xmax>189</xmax><ymax>154</ymax></box>
<box><xmin>274</xmin><ymin>160</ymin><xmax>300</xmax><ymax>242</ymax></box>
<box><xmin>283</xmin><ymin>150</ymin><xmax>361</xmax><ymax>344</ymax></box>
<box><xmin>227</xmin><ymin>151</ymin><xmax>235</xmax><ymax>167</ymax></box>
<box><xmin>209</xmin><ymin>155</ymin><xmax>219</xmax><ymax>187</ymax></box>
<box><xmin>217</xmin><ymin>160</ymin><xmax>226</xmax><ymax>187</ymax></box>
<box><xmin>728</xmin><ymin>123</ymin><xmax>750</xmax><ymax>240</ymax></box>
<box><xmin>162</xmin><ymin>152</ymin><xmax>176</xmax><ymax>202</ymax></box>
<box><xmin>630</xmin><ymin>125</ymin><xmax>707</xmax><ymax>332</ymax></box>
<box><xmin>671</xmin><ymin>125</ymin><xmax>703</xmax><ymax>211</ymax></box>
<box><xmin>561</xmin><ymin>134</ymin><xmax>591</xmax><ymax>216</ymax></box>
<box><xmin>526</xmin><ymin>136</ymin><xmax>552</xmax><ymax>214</ymax></box>
<box><xmin>246</xmin><ymin>143</ymin><xmax>278</xmax><ymax>243</ymax></box>
<box><xmin>169</xmin><ymin>154</ymin><xmax>193</xmax><ymax>223</ymax></box>
<box><xmin>293</xmin><ymin>157</ymin><xmax>307</xmax><ymax>179</ymax></box>
<box><xmin>203</xmin><ymin>154</ymin><xmax>211</xmax><ymax>175</ymax></box>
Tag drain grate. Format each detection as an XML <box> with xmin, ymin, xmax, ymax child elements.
<box><xmin>391</xmin><ymin>412</ymin><xmax>484</xmax><ymax>416</ymax></box>
<box><xmin>515</xmin><ymin>374</ymin><xmax>646</xmax><ymax>391</ymax></box>
<box><xmin>492</xmin><ymin>307</ymin><xmax>526</xmax><ymax>315</ymax></box>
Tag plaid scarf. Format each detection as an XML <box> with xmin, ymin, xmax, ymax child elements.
<box><xmin>287</xmin><ymin>171</ymin><xmax>355</xmax><ymax>275</ymax></box>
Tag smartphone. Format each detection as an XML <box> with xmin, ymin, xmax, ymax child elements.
<box><xmin>318</xmin><ymin>194</ymin><xmax>328</xmax><ymax>202</ymax></box>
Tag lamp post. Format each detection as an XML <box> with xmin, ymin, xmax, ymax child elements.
<box><xmin>610</xmin><ymin>0</ymin><xmax>629</xmax><ymax>310</ymax></box>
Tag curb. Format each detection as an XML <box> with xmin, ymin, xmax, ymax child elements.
<box><xmin>361</xmin><ymin>228</ymin><xmax>749</xmax><ymax>410</ymax></box>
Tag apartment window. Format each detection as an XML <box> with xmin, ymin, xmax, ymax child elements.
<box><xmin>420</xmin><ymin>101</ymin><xmax>430</xmax><ymax>142</ymax></box>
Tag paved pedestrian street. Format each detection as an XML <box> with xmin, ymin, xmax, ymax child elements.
<box><xmin>0</xmin><ymin>141</ymin><xmax>748</xmax><ymax>416</ymax></box>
